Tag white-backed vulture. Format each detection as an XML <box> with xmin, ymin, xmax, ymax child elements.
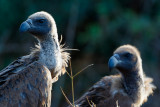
<box><xmin>71</xmin><ymin>45</ymin><xmax>155</xmax><ymax>107</ymax></box>
<box><xmin>0</xmin><ymin>11</ymin><xmax>70</xmax><ymax>107</ymax></box>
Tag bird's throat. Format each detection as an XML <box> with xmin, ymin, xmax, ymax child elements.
<box><xmin>122</xmin><ymin>68</ymin><xmax>144</xmax><ymax>104</ymax></box>
<box><xmin>38</xmin><ymin>35</ymin><xmax>61</xmax><ymax>71</ymax></box>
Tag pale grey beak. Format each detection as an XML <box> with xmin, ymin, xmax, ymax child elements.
<box><xmin>19</xmin><ymin>19</ymin><xmax>32</xmax><ymax>32</ymax></box>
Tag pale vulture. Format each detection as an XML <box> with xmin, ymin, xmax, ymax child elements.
<box><xmin>71</xmin><ymin>45</ymin><xmax>155</xmax><ymax>107</ymax></box>
<box><xmin>0</xmin><ymin>11</ymin><xmax>70</xmax><ymax>107</ymax></box>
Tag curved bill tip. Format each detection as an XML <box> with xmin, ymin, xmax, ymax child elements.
<box><xmin>108</xmin><ymin>56</ymin><xmax>119</xmax><ymax>71</ymax></box>
<box><xmin>19</xmin><ymin>21</ymin><xmax>30</xmax><ymax>33</ymax></box>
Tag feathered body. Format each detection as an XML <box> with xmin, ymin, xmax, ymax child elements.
<box><xmin>0</xmin><ymin>11</ymin><xmax>70</xmax><ymax>107</ymax></box>
<box><xmin>72</xmin><ymin>45</ymin><xmax>155</xmax><ymax>107</ymax></box>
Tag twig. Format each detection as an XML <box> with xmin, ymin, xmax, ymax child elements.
<box><xmin>60</xmin><ymin>87</ymin><xmax>73</xmax><ymax>106</ymax></box>
<box><xmin>73</xmin><ymin>64</ymin><xmax>94</xmax><ymax>78</ymax></box>
<box><xmin>86</xmin><ymin>97</ymin><xmax>92</xmax><ymax>107</ymax></box>
<box><xmin>69</xmin><ymin>60</ymin><xmax>75</xmax><ymax>107</ymax></box>
<box><xmin>61</xmin><ymin>60</ymin><xmax>94</xmax><ymax>107</ymax></box>
<box><xmin>86</xmin><ymin>97</ymin><xmax>96</xmax><ymax>107</ymax></box>
<box><xmin>66</xmin><ymin>70</ymin><xmax>72</xmax><ymax>78</ymax></box>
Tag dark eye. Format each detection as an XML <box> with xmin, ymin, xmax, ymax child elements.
<box><xmin>124</xmin><ymin>52</ymin><xmax>131</xmax><ymax>58</ymax></box>
<box><xmin>38</xmin><ymin>19</ymin><xmax>45</xmax><ymax>23</ymax></box>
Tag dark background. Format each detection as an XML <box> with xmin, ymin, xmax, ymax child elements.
<box><xmin>0</xmin><ymin>0</ymin><xmax>160</xmax><ymax>106</ymax></box>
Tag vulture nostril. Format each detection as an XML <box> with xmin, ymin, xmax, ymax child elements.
<box><xmin>26</xmin><ymin>19</ymin><xmax>32</xmax><ymax>25</ymax></box>
<box><xmin>113</xmin><ymin>54</ymin><xmax>120</xmax><ymax>60</ymax></box>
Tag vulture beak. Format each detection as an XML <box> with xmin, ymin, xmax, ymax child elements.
<box><xmin>19</xmin><ymin>19</ymin><xmax>32</xmax><ymax>32</ymax></box>
<box><xmin>108</xmin><ymin>54</ymin><xmax>120</xmax><ymax>71</ymax></box>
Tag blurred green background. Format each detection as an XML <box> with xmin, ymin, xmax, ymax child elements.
<box><xmin>0</xmin><ymin>0</ymin><xmax>160</xmax><ymax>106</ymax></box>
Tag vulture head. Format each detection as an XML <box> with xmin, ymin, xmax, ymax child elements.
<box><xmin>19</xmin><ymin>11</ymin><xmax>70</xmax><ymax>80</ymax></box>
<box><xmin>108</xmin><ymin>45</ymin><xmax>142</xmax><ymax>74</ymax></box>
<box><xmin>108</xmin><ymin>45</ymin><xmax>145</xmax><ymax>104</ymax></box>
<box><xmin>19</xmin><ymin>11</ymin><xmax>57</xmax><ymax>41</ymax></box>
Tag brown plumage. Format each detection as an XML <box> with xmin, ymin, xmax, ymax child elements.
<box><xmin>72</xmin><ymin>45</ymin><xmax>155</xmax><ymax>107</ymax></box>
<box><xmin>0</xmin><ymin>11</ymin><xmax>70</xmax><ymax>107</ymax></box>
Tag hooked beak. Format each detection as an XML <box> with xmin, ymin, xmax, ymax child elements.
<box><xmin>108</xmin><ymin>54</ymin><xmax>120</xmax><ymax>71</ymax></box>
<box><xmin>19</xmin><ymin>19</ymin><xmax>32</xmax><ymax>33</ymax></box>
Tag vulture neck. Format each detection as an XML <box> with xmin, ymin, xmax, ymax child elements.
<box><xmin>122</xmin><ymin>66</ymin><xmax>144</xmax><ymax>104</ymax></box>
<box><xmin>38</xmin><ymin>34</ymin><xmax>61</xmax><ymax>71</ymax></box>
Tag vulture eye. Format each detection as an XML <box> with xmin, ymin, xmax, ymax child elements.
<box><xmin>38</xmin><ymin>19</ymin><xmax>45</xmax><ymax>23</ymax></box>
<box><xmin>124</xmin><ymin>52</ymin><xmax>131</xmax><ymax>58</ymax></box>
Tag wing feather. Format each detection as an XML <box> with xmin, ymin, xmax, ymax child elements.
<box><xmin>0</xmin><ymin>62</ymin><xmax>52</xmax><ymax>107</ymax></box>
<box><xmin>0</xmin><ymin>55</ymin><xmax>38</xmax><ymax>86</ymax></box>
<box><xmin>0</xmin><ymin>54</ymin><xmax>52</xmax><ymax>107</ymax></box>
<box><xmin>72</xmin><ymin>75</ymin><xmax>134</xmax><ymax>107</ymax></box>
<box><xmin>73</xmin><ymin>76</ymin><xmax>113</xmax><ymax>107</ymax></box>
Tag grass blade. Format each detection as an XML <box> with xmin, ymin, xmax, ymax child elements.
<box><xmin>73</xmin><ymin>64</ymin><xmax>94</xmax><ymax>78</ymax></box>
<box><xmin>60</xmin><ymin>87</ymin><xmax>73</xmax><ymax>106</ymax></box>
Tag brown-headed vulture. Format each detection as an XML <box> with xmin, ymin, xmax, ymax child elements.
<box><xmin>71</xmin><ymin>45</ymin><xmax>155</xmax><ymax>107</ymax></box>
<box><xmin>0</xmin><ymin>11</ymin><xmax>70</xmax><ymax>107</ymax></box>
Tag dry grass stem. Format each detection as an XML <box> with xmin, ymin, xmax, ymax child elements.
<box><xmin>73</xmin><ymin>64</ymin><xmax>94</xmax><ymax>78</ymax></box>
<box><xmin>61</xmin><ymin>60</ymin><xmax>94</xmax><ymax>107</ymax></box>
<box><xmin>60</xmin><ymin>87</ymin><xmax>73</xmax><ymax>106</ymax></box>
